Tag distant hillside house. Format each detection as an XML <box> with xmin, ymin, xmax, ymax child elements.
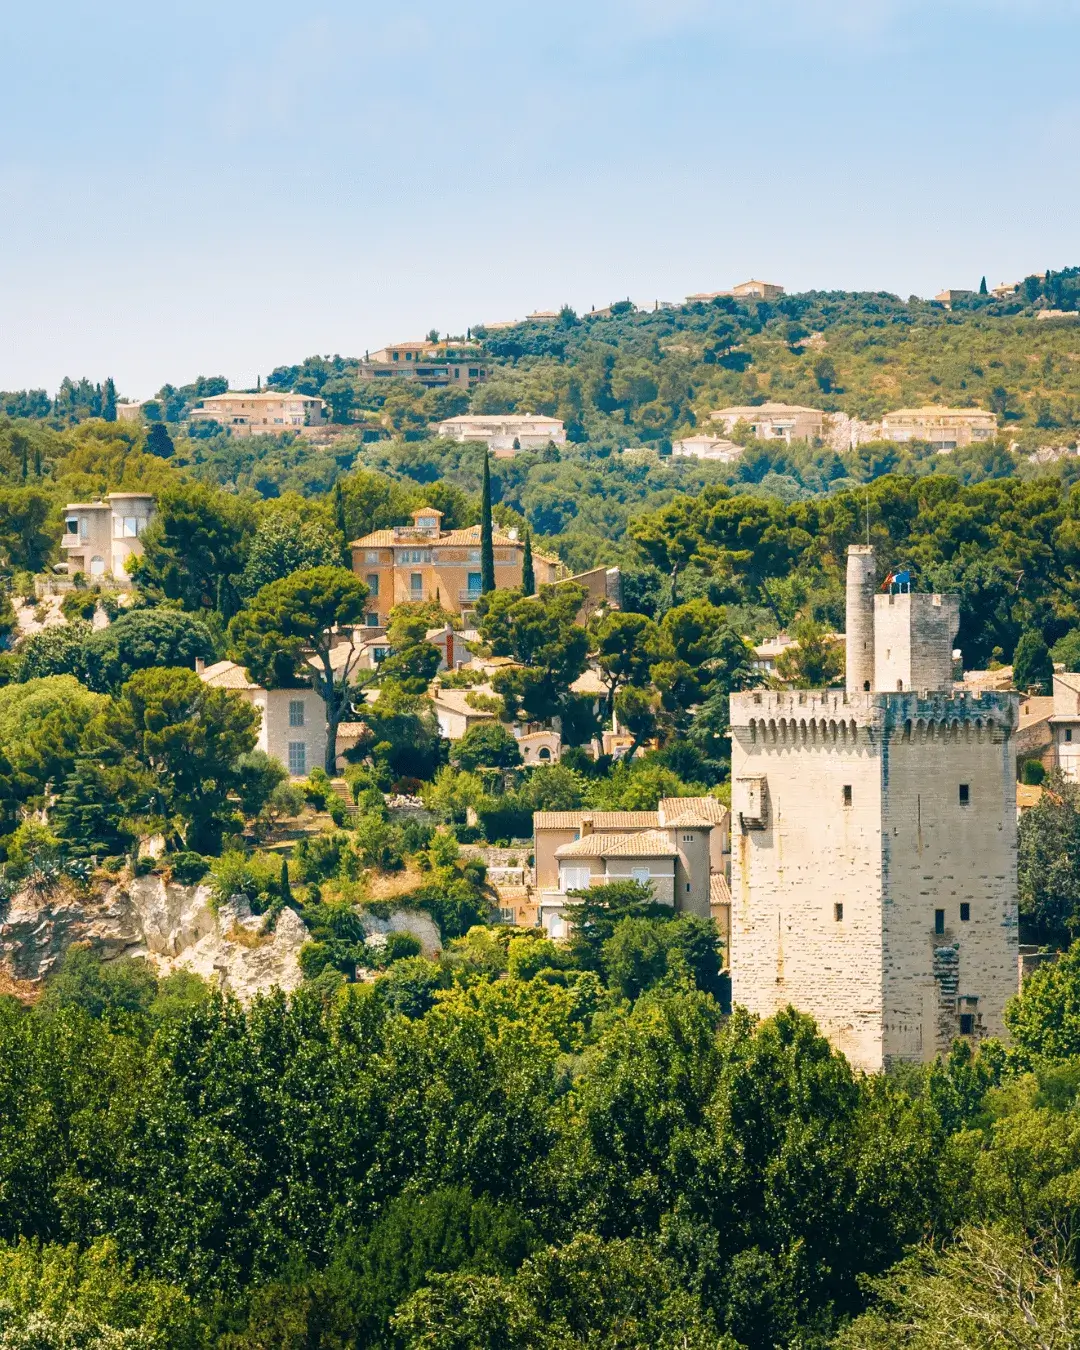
<box><xmin>731</xmin><ymin>279</ymin><xmax>784</xmax><ymax>300</ymax></box>
<box><xmin>197</xmin><ymin>659</ymin><xmax>326</xmax><ymax>778</ymax></box>
<box><xmin>358</xmin><ymin>340</ymin><xmax>486</xmax><ymax>388</ymax></box>
<box><xmin>671</xmin><ymin>435</ymin><xmax>744</xmax><ymax>462</ymax></box>
<box><xmin>935</xmin><ymin>289</ymin><xmax>975</xmax><ymax>308</ymax></box>
<box><xmin>188</xmin><ymin>392</ymin><xmax>326</xmax><ymax>438</ymax></box>
<box><xmin>880</xmin><ymin>406</ymin><xmax>997</xmax><ymax>450</ymax></box>
<box><xmin>62</xmin><ymin>492</ymin><xmax>155</xmax><ymax>581</ymax></box>
<box><xmin>350</xmin><ymin>508</ymin><xmax>561</xmax><ymax>625</ymax></box>
<box><xmin>991</xmin><ymin>281</ymin><xmax>1019</xmax><ymax>299</ymax></box>
<box><xmin>710</xmin><ymin>402</ymin><xmax>824</xmax><ymax>444</ymax></box>
<box><xmin>434</xmin><ymin>414</ymin><xmax>566</xmax><ymax>455</ymax></box>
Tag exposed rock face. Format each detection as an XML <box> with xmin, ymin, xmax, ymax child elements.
<box><xmin>360</xmin><ymin>908</ymin><xmax>441</xmax><ymax>958</ymax></box>
<box><xmin>0</xmin><ymin>875</ymin><xmax>307</xmax><ymax>1001</ymax></box>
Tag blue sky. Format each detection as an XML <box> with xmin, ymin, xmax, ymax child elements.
<box><xmin>1</xmin><ymin>0</ymin><xmax>1076</xmax><ymax>395</ymax></box>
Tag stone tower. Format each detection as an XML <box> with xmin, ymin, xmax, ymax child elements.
<box><xmin>729</xmin><ymin>546</ymin><xmax>1018</xmax><ymax>1072</ymax></box>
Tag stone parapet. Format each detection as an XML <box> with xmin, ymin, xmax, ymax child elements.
<box><xmin>730</xmin><ymin>688</ymin><xmax>1018</xmax><ymax>742</ymax></box>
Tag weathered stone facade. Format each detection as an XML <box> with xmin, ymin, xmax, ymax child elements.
<box><xmin>730</xmin><ymin>546</ymin><xmax>1019</xmax><ymax>1073</ymax></box>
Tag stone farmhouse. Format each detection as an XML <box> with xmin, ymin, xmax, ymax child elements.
<box><xmin>61</xmin><ymin>492</ymin><xmax>155</xmax><ymax>581</ymax></box>
<box><xmin>729</xmin><ymin>545</ymin><xmax>1019</xmax><ymax>1073</ymax></box>
<box><xmin>350</xmin><ymin>508</ymin><xmax>561</xmax><ymax>626</ymax></box>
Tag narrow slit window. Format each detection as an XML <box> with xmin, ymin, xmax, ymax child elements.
<box><xmin>842</xmin><ymin>785</ymin><xmax>852</xmax><ymax>806</ymax></box>
<box><xmin>959</xmin><ymin>1014</ymin><xmax>974</xmax><ymax>1036</ymax></box>
<box><xmin>935</xmin><ymin>909</ymin><xmax>945</xmax><ymax>935</ymax></box>
<box><xmin>960</xmin><ymin>902</ymin><xmax>970</xmax><ymax>922</ymax></box>
<box><xmin>834</xmin><ymin>902</ymin><xmax>843</xmax><ymax>922</ymax></box>
<box><xmin>959</xmin><ymin>784</ymin><xmax>970</xmax><ymax>805</ymax></box>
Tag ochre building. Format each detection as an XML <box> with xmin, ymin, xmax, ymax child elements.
<box><xmin>350</xmin><ymin>509</ymin><xmax>560</xmax><ymax>625</ymax></box>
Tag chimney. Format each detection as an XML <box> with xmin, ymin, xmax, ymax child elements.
<box><xmin>580</xmin><ymin>814</ymin><xmax>594</xmax><ymax>837</ymax></box>
<box><xmin>845</xmin><ymin>545</ymin><xmax>876</xmax><ymax>693</ymax></box>
<box><xmin>195</xmin><ymin>658</ymin><xmax>205</xmax><ymax>674</ymax></box>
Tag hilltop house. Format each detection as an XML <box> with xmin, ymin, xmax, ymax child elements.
<box><xmin>433</xmin><ymin>414</ymin><xmax>566</xmax><ymax>455</ymax></box>
<box><xmin>350</xmin><ymin>508</ymin><xmax>560</xmax><ymax>625</ymax></box>
<box><xmin>880</xmin><ymin>407</ymin><xmax>996</xmax><ymax>449</ymax></box>
<box><xmin>357</xmin><ymin>340</ymin><xmax>487</xmax><ymax>388</ymax></box>
<box><xmin>188</xmin><ymin>392</ymin><xmax>326</xmax><ymax>438</ymax></box>
<box><xmin>710</xmin><ymin>402</ymin><xmax>824</xmax><ymax>444</ymax></box>
<box><xmin>671</xmin><ymin>435</ymin><xmax>743</xmax><ymax>462</ymax></box>
<box><xmin>61</xmin><ymin>492</ymin><xmax>155</xmax><ymax>581</ymax></box>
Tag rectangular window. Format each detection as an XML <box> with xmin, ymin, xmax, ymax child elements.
<box><xmin>467</xmin><ymin>572</ymin><xmax>482</xmax><ymax>595</ymax></box>
<box><xmin>410</xmin><ymin>572</ymin><xmax>423</xmax><ymax>595</ymax></box>
<box><xmin>366</xmin><ymin>613</ymin><xmax>380</xmax><ymax>628</ymax></box>
<box><xmin>685</xmin><ymin>882</ymin><xmax>691</xmax><ymax>893</ymax></box>
<box><xmin>935</xmin><ymin>909</ymin><xmax>945</xmax><ymax>935</ymax></box>
<box><xmin>79</xmin><ymin>518</ymin><xmax>89</xmax><ymax>539</ymax></box>
<box><xmin>365</xmin><ymin>550</ymin><xmax>379</xmax><ymax>563</ymax></box>
<box><xmin>124</xmin><ymin>517</ymin><xmax>138</xmax><ymax>537</ymax></box>
<box><xmin>960</xmin><ymin>902</ymin><xmax>971</xmax><ymax>922</ymax></box>
<box><xmin>560</xmin><ymin>865</ymin><xmax>591</xmax><ymax>892</ymax></box>
<box><xmin>834</xmin><ymin>902</ymin><xmax>843</xmax><ymax>922</ymax></box>
<box><xmin>288</xmin><ymin>700</ymin><xmax>305</xmax><ymax>728</ymax></box>
<box><xmin>842</xmin><ymin>785</ymin><xmax>852</xmax><ymax>806</ymax></box>
<box><xmin>630</xmin><ymin>866</ymin><xmax>651</xmax><ymax>885</ymax></box>
<box><xmin>959</xmin><ymin>783</ymin><xmax>970</xmax><ymax>804</ymax></box>
<box><xmin>959</xmin><ymin>1014</ymin><xmax>974</xmax><ymax>1036</ymax></box>
<box><xmin>1068</xmin><ymin>729</ymin><xmax>1074</xmax><ymax>743</ymax></box>
<box><xmin>287</xmin><ymin>741</ymin><xmax>307</xmax><ymax>775</ymax></box>
<box><xmin>682</xmin><ymin>834</ymin><xmax>694</xmax><ymax>843</ymax></box>
<box><xmin>366</xmin><ymin>573</ymin><xmax>379</xmax><ymax>596</ymax></box>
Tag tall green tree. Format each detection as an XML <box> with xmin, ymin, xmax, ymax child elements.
<box><xmin>521</xmin><ymin>528</ymin><xmax>535</xmax><ymax>596</ymax></box>
<box><xmin>480</xmin><ymin>448</ymin><xmax>495</xmax><ymax>594</ymax></box>
<box><xmin>229</xmin><ymin>566</ymin><xmax>370</xmax><ymax>774</ymax></box>
<box><xmin>102</xmin><ymin>377</ymin><xmax>117</xmax><ymax>422</ymax></box>
<box><xmin>130</xmin><ymin>482</ymin><xmax>254</xmax><ymax>612</ymax></box>
<box><xmin>590</xmin><ymin>610</ymin><xmax>663</xmax><ymax>720</ymax></box>
<box><xmin>1013</xmin><ymin>629</ymin><xmax>1053</xmax><ymax>694</ymax></box>
<box><xmin>1017</xmin><ymin>769</ymin><xmax>1080</xmax><ymax>939</ymax></box>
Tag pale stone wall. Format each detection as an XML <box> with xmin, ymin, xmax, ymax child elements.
<box><xmin>874</xmin><ymin>592</ymin><xmax>958</xmax><ymax>693</ymax></box>
<box><xmin>730</xmin><ymin>689</ymin><xmax>1019</xmax><ymax>1073</ymax></box>
<box><xmin>605</xmin><ymin>856</ymin><xmax>676</xmax><ymax>905</ymax></box>
<box><xmin>674</xmin><ymin>827</ymin><xmax>712</xmax><ymax>918</ymax></box>
<box><xmin>880</xmin><ymin>715</ymin><xmax>1018</xmax><ymax>1060</ymax></box>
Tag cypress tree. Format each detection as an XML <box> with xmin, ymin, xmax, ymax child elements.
<box><xmin>102</xmin><ymin>377</ymin><xmax>117</xmax><ymax>421</ymax></box>
<box><xmin>979</xmin><ymin>276</ymin><xmax>988</xmax><ymax>296</ymax></box>
<box><xmin>280</xmin><ymin>856</ymin><xmax>292</xmax><ymax>905</ymax></box>
<box><xmin>480</xmin><ymin>448</ymin><xmax>495</xmax><ymax>593</ymax></box>
<box><xmin>521</xmin><ymin>528</ymin><xmax>535</xmax><ymax>595</ymax></box>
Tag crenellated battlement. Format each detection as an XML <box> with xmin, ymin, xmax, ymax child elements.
<box><xmin>730</xmin><ymin>688</ymin><xmax>1017</xmax><ymax>744</ymax></box>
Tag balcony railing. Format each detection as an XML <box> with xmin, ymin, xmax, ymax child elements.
<box><xmin>459</xmin><ymin>590</ymin><xmax>484</xmax><ymax>605</ymax></box>
<box><xmin>61</xmin><ymin>534</ymin><xmax>82</xmax><ymax>550</ymax></box>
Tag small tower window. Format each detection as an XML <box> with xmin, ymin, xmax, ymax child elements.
<box><xmin>834</xmin><ymin>902</ymin><xmax>843</xmax><ymax>922</ymax></box>
<box><xmin>959</xmin><ymin>1014</ymin><xmax>974</xmax><ymax>1036</ymax></box>
<box><xmin>863</xmin><ymin>680</ymin><xmax>870</xmax><ymax>691</ymax></box>
<box><xmin>934</xmin><ymin>909</ymin><xmax>945</xmax><ymax>935</ymax></box>
<box><xmin>959</xmin><ymin>784</ymin><xmax>970</xmax><ymax>805</ymax></box>
<box><xmin>1067</xmin><ymin>729</ymin><xmax>1073</xmax><ymax>743</ymax></box>
<box><xmin>842</xmin><ymin>785</ymin><xmax>852</xmax><ymax>806</ymax></box>
<box><xmin>960</xmin><ymin>903</ymin><xmax>971</xmax><ymax>922</ymax></box>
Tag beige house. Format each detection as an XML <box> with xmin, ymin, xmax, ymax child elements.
<box><xmin>61</xmin><ymin>492</ymin><xmax>155</xmax><ymax>581</ymax></box>
<box><xmin>880</xmin><ymin>407</ymin><xmax>997</xmax><ymax>450</ymax></box>
<box><xmin>935</xmin><ymin>289</ymin><xmax>975</xmax><ymax>308</ymax></box>
<box><xmin>359</xmin><ymin>340</ymin><xmax>486</xmax><ymax>388</ymax></box>
<box><xmin>533</xmin><ymin>798</ymin><xmax>730</xmax><ymax>942</ymax></box>
<box><xmin>434</xmin><ymin>414</ymin><xmax>566</xmax><ymax>454</ymax></box>
<box><xmin>1045</xmin><ymin>673</ymin><xmax>1080</xmax><ymax>781</ymax></box>
<box><xmin>671</xmin><ymin>435</ymin><xmax>743</xmax><ymax>462</ymax></box>
<box><xmin>188</xmin><ymin>392</ymin><xmax>326</xmax><ymax>437</ymax></box>
<box><xmin>350</xmin><ymin>508</ymin><xmax>560</xmax><ymax>625</ymax></box>
<box><xmin>710</xmin><ymin>402</ymin><xmax>824</xmax><ymax>444</ymax></box>
<box><xmin>197</xmin><ymin>660</ymin><xmax>326</xmax><ymax>777</ymax></box>
<box><xmin>731</xmin><ymin>279</ymin><xmax>784</xmax><ymax>301</ymax></box>
<box><xmin>431</xmin><ymin>686</ymin><xmax>496</xmax><ymax>741</ymax></box>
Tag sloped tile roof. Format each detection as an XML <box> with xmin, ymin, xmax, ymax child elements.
<box><xmin>198</xmin><ymin>659</ymin><xmax>260</xmax><ymax>690</ymax></box>
<box><xmin>710</xmin><ymin>873</ymin><xmax>731</xmax><ymax>906</ymax></box>
<box><xmin>534</xmin><ymin>811</ymin><xmax>659</xmax><ymax>831</ymax></box>
<box><xmin>659</xmin><ymin>796</ymin><xmax>728</xmax><ymax>825</ymax></box>
<box><xmin>556</xmin><ymin>830</ymin><xmax>678</xmax><ymax>860</ymax></box>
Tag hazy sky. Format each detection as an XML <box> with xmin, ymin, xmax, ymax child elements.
<box><xmin>2</xmin><ymin>0</ymin><xmax>1076</xmax><ymax>396</ymax></box>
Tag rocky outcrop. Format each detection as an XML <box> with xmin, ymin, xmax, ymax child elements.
<box><xmin>360</xmin><ymin>908</ymin><xmax>441</xmax><ymax>958</ymax></box>
<box><xmin>0</xmin><ymin>875</ymin><xmax>307</xmax><ymax>1000</ymax></box>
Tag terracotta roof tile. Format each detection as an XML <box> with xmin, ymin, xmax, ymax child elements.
<box><xmin>198</xmin><ymin>659</ymin><xmax>260</xmax><ymax>690</ymax></box>
<box><xmin>534</xmin><ymin>811</ymin><xmax>659</xmax><ymax>831</ymax></box>
<box><xmin>555</xmin><ymin>830</ymin><xmax>679</xmax><ymax>859</ymax></box>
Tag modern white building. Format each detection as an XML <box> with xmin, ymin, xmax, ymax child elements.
<box><xmin>61</xmin><ymin>492</ymin><xmax>155</xmax><ymax>581</ymax></box>
<box><xmin>710</xmin><ymin>402</ymin><xmax>824</xmax><ymax>444</ymax></box>
<box><xmin>880</xmin><ymin>407</ymin><xmax>997</xmax><ymax>450</ymax></box>
<box><xmin>188</xmin><ymin>392</ymin><xmax>326</xmax><ymax>437</ymax></box>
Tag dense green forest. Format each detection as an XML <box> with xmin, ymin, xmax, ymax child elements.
<box><xmin>5</xmin><ymin>275</ymin><xmax>1080</xmax><ymax>1344</ymax></box>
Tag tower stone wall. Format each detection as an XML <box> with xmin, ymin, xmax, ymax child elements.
<box><xmin>845</xmin><ymin>545</ymin><xmax>876</xmax><ymax>693</ymax></box>
<box><xmin>729</xmin><ymin>688</ymin><xmax>1018</xmax><ymax>1072</ymax></box>
<box><xmin>874</xmin><ymin>591</ymin><xmax>959</xmax><ymax>693</ymax></box>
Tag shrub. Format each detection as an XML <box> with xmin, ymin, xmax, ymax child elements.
<box><xmin>1022</xmin><ymin>759</ymin><xmax>1047</xmax><ymax>786</ymax></box>
<box><xmin>208</xmin><ymin>851</ymin><xmax>283</xmax><ymax>914</ymax></box>
<box><xmin>303</xmin><ymin>768</ymin><xmax>333</xmax><ymax>810</ymax></box>
<box><xmin>378</xmin><ymin>956</ymin><xmax>445</xmax><ymax>1017</ymax></box>
<box><xmin>326</xmin><ymin>794</ymin><xmax>351</xmax><ymax>827</ymax></box>
<box><xmin>355</xmin><ymin>816</ymin><xmax>403</xmax><ymax>871</ymax></box>
<box><xmin>508</xmin><ymin>935</ymin><xmax>564</xmax><ymax>982</ymax></box>
<box><xmin>292</xmin><ymin>833</ymin><xmax>345</xmax><ymax>884</ymax></box>
<box><xmin>167</xmin><ymin>851</ymin><xmax>209</xmax><ymax>886</ymax></box>
<box><xmin>384</xmin><ymin>930</ymin><xmax>422</xmax><ymax>963</ymax></box>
